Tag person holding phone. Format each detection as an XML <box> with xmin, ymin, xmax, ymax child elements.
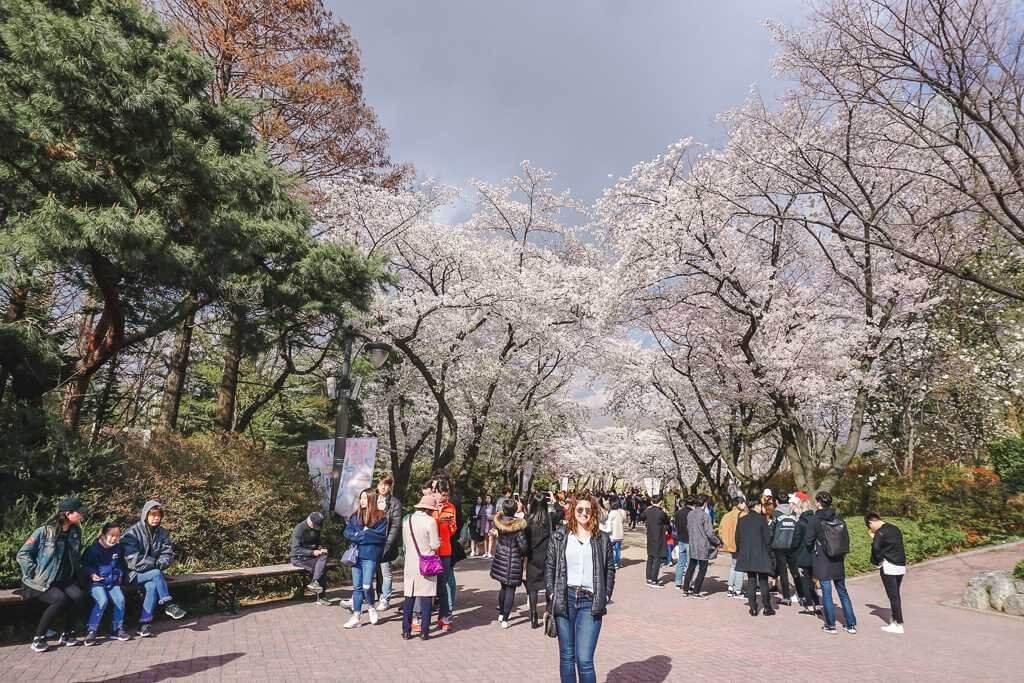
<box><xmin>290</xmin><ymin>512</ymin><xmax>330</xmax><ymax>606</ymax></box>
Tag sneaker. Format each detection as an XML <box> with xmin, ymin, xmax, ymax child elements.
<box><xmin>843</xmin><ymin>625</ymin><xmax>857</xmax><ymax>635</ymax></box>
<box><xmin>497</xmin><ymin>616</ymin><xmax>505</xmax><ymax>626</ymax></box>
<box><xmin>113</xmin><ymin>628</ymin><xmax>132</xmax><ymax>642</ymax></box>
<box><xmin>305</xmin><ymin>582</ymin><xmax>323</xmax><ymax>593</ymax></box>
<box><xmin>763</xmin><ymin>607</ymin><xmax>776</xmax><ymax>616</ymax></box>
<box><xmin>881</xmin><ymin>623</ymin><xmax>905</xmax><ymax>634</ymax></box>
<box><xmin>340</xmin><ymin>598</ymin><xmax>354</xmax><ymax>611</ymax></box>
<box><xmin>83</xmin><ymin>630</ymin><xmax>99</xmax><ymax>646</ymax></box>
<box><xmin>343</xmin><ymin>615</ymin><xmax>361</xmax><ymax>629</ymax></box>
<box><xmin>316</xmin><ymin>597</ymin><xmax>333</xmax><ymax>607</ymax></box>
<box><xmin>790</xmin><ymin>596</ymin><xmax>800</xmax><ymax>606</ymax></box>
<box><xmin>411</xmin><ymin>620</ymin><xmax>421</xmax><ymax>635</ymax></box>
<box><xmin>439</xmin><ymin>617</ymin><xmax>452</xmax><ymax>631</ymax></box>
<box><xmin>731</xmin><ymin>592</ymin><xmax>747</xmax><ymax>600</ymax></box>
<box><xmin>137</xmin><ymin>624</ymin><xmax>153</xmax><ymax>638</ymax></box>
<box><xmin>368</xmin><ymin>607</ymin><xmax>379</xmax><ymax>625</ymax></box>
<box><xmin>821</xmin><ymin>626</ymin><xmax>838</xmax><ymax>635</ymax></box>
<box><xmin>501</xmin><ymin>619</ymin><xmax>510</xmax><ymax>629</ymax></box>
<box><xmin>30</xmin><ymin>637</ymin><xmax>48</xmax><ymax>653</ymax></box>
<box><xmin>674</xmin><ymin>584</ymin><xmax>683</xmax><ymax>590</ymax></box>
<box><xmin>376</xmin><ymin>598</ymin><xmax>389</xmax><ymax>611</ymax></box>
<box><xmin>57</xmin><ymin>632</ymin><xmax>81</xmax><ymax>647</ymax></box>
<box><xmin>688</xmin><ymin>592</ymin><xmax>709</xmax><ymax>600</ymax></box>
<box><xmin>163</xmin><ymin>603</ymin><xmax>187</xmax><ymax>620</ymax></box>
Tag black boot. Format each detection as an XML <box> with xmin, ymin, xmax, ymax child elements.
<box><xmin>531</xmin><ymin>606</ymin><xmax>540</xmax><ymax>629</ymax></box>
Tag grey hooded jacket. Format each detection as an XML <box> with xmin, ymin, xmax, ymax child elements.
<box><xmin>121</xmin><ymin>500</ymin><xmax>175</xmax><ymax>582</ymax></box>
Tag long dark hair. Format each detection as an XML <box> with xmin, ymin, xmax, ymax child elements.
<box><xmin>527</xmin><ymin>492</ymin><xmax>550</xmax><ymax>531</ymax></box>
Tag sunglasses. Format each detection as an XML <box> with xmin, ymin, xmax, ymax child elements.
<box><xmin>575</xmin><ymin>507</ymin><xmax>592</xmax><ymax>516</ymax></box>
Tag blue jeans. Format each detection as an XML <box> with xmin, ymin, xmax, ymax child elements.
<box><xmin>437</xmin><ymin>555</ymin><xmax>454</xmax><ymax>618</ymax></box>
<box><xmin>350</xmin><ymin>558</ymin><xmax>378</xmax><ymax>612</ymax></box>
<box><xmin>728</xmin><ymin>557</ymin><xmax>745</xmax><ymax>593</ymax></box>
<box><xmin>135</xmin><ymin>569</ymin><xmax>171</xmax><ymax>623</ymax></box>
<box><xmin>674</xmin><ymin>543</ymin><xmax>688</xmax><ymax>585</ymax></box>
<box><xmin>87</xmin><ymin>585</ymin><xmax>125</xmax><ymax>632</ymax></box>
<box><xmin>610</xmin><ymin>540</ymin><xmax>622</xmax><ymax>567</ymax></box>
<box><xmin>556</xmin><ymin>591</ymin><xmax>602</xmax><ymax>683</ymax></box>
<box><xmin>820</xmin><ymin>578</ymin><xmax>857</xmax><ymax>628</ymax></box>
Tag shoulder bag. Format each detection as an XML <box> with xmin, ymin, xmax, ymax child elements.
<box><xmin>408</xmin><ymin>517</ymin><xmax>444</xmax><ymax>577</ymax></box>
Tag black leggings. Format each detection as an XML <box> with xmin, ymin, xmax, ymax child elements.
<box><xmin>23</xmin><ymin>580</ymin><xmax>87</xmax><ymax>638</ymax></box>
<box><xmin>683</xmin><ymin>559</ymin><xmax>708</xmax><ymax>593</ymax></box>
<box><xmin>497</xmin><ymin>584</ymin><xmax>517</xmax><ymax>620</ymax></box>
<box><xmin>880</xmin><ymin>571</ymin><xmax>904</xmax><ymax>624</ymax></box>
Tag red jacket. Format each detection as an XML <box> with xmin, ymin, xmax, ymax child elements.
<box><xmin>433</xmin><ymin>501</ymin><xmax>457</xmax><ymax>557</ymax></box>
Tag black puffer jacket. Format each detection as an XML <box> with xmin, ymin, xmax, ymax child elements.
<box><xmin>734</xmin><ymin>511</ymin><xmax>773</xmax><ymax>574</ymax></box>
<box><xmin>489</xmin><ymin>514</ymin><xmax>528</xmax><ymax>586</ymax></box>
<box><xmin>545</xmin><ymin>527</ymin><xmax>616</xmax><ymax>618</ymax></box>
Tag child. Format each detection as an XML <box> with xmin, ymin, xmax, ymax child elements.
<box><xmin>81</xmin><ymin>522</ymin><xmax>131</xmax><ymax>644</ymax></box>
<box><xmin>489</xmin><ymin>498</ymin><xmax>528</xmax><ymax>628</ymax></box>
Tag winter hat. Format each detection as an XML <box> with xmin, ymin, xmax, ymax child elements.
<box><xmin>414</xmin><ymin>493</ymin><xmax>440</xmax><ymax>511</ymax></box>
<box><xmin>308</xmin><ymin>512</ymin><xmax>324</xmax><ymax>529</ymax></box>
<box><xmin>761</xmin><ymin>488</ymin><xmax>773</xmax><ymax>499</ymax></box>
<box><xmin>792</xmin><ymin>491</ymin><xmax>809</xmax><ymax>503</ymax></box>
<box><xmin>58</xmin><ymin>497</ymin><xmax>89</xmax><ymax>515</ymax></box>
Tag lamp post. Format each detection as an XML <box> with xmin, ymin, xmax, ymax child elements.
<box><xmin>326</xmin><ymin>329</ymin><xmax>391</xmax><ymax>517</ymax></box>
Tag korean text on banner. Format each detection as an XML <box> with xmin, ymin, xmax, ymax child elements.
<box><xmin>306</xmin><ymin>439</ymin><xmax>334</xmax><ymax>513</ymax></box>
<box><xmin>335</xmin><ymin>438</ymin><xmax>378</xmax><ymax>518</ymax></box>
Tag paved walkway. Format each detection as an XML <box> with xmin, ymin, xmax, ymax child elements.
<box><xmin>2</xmin><ymin>531</ymin><xmax>1022</xmax><ymax>682</ymax></box>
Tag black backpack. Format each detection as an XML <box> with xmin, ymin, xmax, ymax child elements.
<box><xmin>820</xmin><ymin>516</ymin><xmax>850</xmax><ymax>557</ymax></box>
<box><xmin>771</xmin><ymin>515</ymin><xmax>798</xmax><ymax>550</ymax></box>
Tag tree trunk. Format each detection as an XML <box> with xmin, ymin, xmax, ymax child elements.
<box><xmin>61</xmin><ymin>372</ymin><xmax>96</xmax><ymax>431</ymax></box>
<box><xmin>89</xmin><ymin>354</ymin><xmax>119</xmax><ymax>447</ymax></box>
<box><xmin>215</xmin><ymin>309</ymin><xmax>246</xmax><ymax>431</ymax></box>
<box><xmin>159</xmin><ymin>307</ymin><xmax>196</xmax><ymax>430</ymax></box>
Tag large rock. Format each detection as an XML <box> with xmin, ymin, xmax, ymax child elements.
<box><xmin>1004</xmin><ymin>594</ymin><xmax>1024</xmax><ymax>617</ymax></box>
<box><xmin>989</xmin><ymin>572</ymin><xmax>1016</xmax><ymax>611</ymax></box>
<box><xmin>963</xmin><ymin>581</ymin><xmax>991</xmax><ymax>610</ymax></box>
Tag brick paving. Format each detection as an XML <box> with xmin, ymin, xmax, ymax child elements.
<box><xmin>1</xmin><ymin>531</ymin><xmax>1022</xmax><ymax>683</ymax></box>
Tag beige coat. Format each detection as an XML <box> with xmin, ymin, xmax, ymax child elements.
<box><xmin>402</xmin><ymin>511</ymin><xmax>440</xmax><ymax>597</ymax></box>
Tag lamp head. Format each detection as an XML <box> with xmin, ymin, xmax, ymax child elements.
<box><xmin>364</xmin><ymin>341</ymin><xmax>392</xmax><ymax>369</ymax></box>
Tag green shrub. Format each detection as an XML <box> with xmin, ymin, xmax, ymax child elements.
<box><xmin>1015</xmin><ymin>559</ymin><xmax>1024</xmax><ymax>580</ymax></box>
<box><xmin>990</xmin><ymin>437</ymin><xmax>1024</xmax><ymax>494</ymax></box>
<box><xmin>1</xmin><ymin>433</ymin><xmax>326</xmax><ymax>590</ymax></box>
<box><xmin>839</xmin><ymin>513</ymin><xmax>967</xmax><ymax>576</ymax></box>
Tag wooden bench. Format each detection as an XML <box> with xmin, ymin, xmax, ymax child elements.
<box><xmin>0</xmin><ymin>561</ymin><xmax>339</xmax><ymax>613</ymax></box>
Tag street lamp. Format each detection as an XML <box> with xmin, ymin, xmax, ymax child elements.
<box><xmin>327</xmin><ymin>330</ymin><xmax>392</xmax><ymax>517</ymax></box>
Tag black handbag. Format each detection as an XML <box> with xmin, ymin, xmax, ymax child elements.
<box><xmin>544</xmin><ymin>597</ymin><xmax>557</xmax><ymax>638</ymax></box>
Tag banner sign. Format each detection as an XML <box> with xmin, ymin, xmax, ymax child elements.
<box><xmin>306</xmin><ymin>439</ymin><xmax>334</xmax><ymax>513</ymax></box>
<box><xmin>335</xmin><ymin>437</ymin><xmax>378</xmax><ymax>518</ymax></box>
<box><xmin>642</xmin><ymin>477</ymin><xmax>661</xmax><ymax>497</ymax></box>
<box><xmin>306</xmin><ymin>437</ymin><xmax>378</xmax><ymax>517</ymax></box>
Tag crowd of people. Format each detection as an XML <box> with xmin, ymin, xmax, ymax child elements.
<box><xmin>14</xmin><ymin>477</ymin><xmax>907</xmax><ymax>682</ymax></box>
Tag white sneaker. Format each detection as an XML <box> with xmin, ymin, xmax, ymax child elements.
<box><xmin>340</xmin><ymin>598</ymin><xmax>353</xmax><ymax>611</ymax></box>
<box><xmin>368</xmin><ymin>607</ymin><xmax>379</xmax><ymax>625</ymax></box>
<box><xmin>376</xmin><ymin>598</ymin><xmax>388</xmax><ymax>611</ymax></box>
<box><xmin>790</xmin><ymin>596</ymin><xmax>800</xmax><ymax>606</ymax></box>
<box><xmin>881</xmin><ymin>622</ymin><xmax>904</xmax><ymax>634</ymax></box>
<box><xmin>501</xmin><ymin>619</ymin><xmax>510</xmax><ymax>629</ymax></box>
<box><xmin>497</xmin><ymin>616</ymin><xmax>505</xmax><ymax>626</ymax></box>
<box><xmin>343</xmin><ymin>615</ymin><xmax>360</xmax><ymax>629</ymax></box>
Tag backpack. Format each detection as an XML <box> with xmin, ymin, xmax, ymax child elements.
<box><xmin>771</xmin><ymin>515</ymin><xmax>798</xmax><ymax>550</ymax></box>
<box><xmin>820</xmin><ymin>516</ymin><xmax>850</xmax><ymax>557</ymax></box>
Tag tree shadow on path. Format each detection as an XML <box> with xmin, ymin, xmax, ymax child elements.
<box><xmin>82</xmin><ymin>652</ymin><xmax>245</xmax><ymax>683</ymax></box>
<box><xmin>606</xmin><ymin>655</ymin><xmax>672</xmax><ymax>683</ymax></box>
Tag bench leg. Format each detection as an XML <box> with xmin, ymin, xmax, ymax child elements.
<box><xmin>214</xmin><ymin>582</ymin><xmax>239</xmax><ymax>614</ymax></box>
